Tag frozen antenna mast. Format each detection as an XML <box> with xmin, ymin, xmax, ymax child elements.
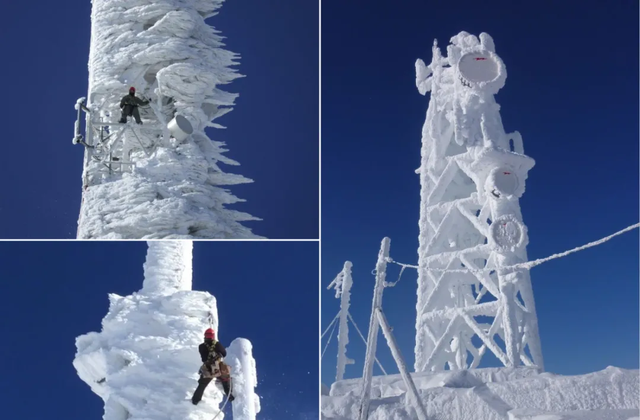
<box><xmin>73</xmin><ymin>0</ymin><xmax>260</xmax><ymax>239</ymax></box>
<box><xmin>413</xmin><ymin>32</ymin><xmax>543</xmax><ymax>372</ymax></box>
<box><xmin>327</xmin><ymin>261</ymin><xmax>355</xmax><ymax>382</ymax></box>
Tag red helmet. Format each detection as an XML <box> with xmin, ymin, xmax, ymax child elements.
<box><xmin>204</xmin><ymin>328</ymin><xmax>215</xmax><ymax>339</ymax></box>
<box><xmin>129</xmin><ymin>86</ymin><xmax>136</xmax><ymax>93</ymax></box>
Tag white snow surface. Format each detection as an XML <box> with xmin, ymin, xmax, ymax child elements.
<box><xmin>77</xmin><ymin>0</ymin><xmax>260</xmax><ymax>239</ymax></box>
<box><xmin>322</xmin><ymin>367</ymin><xmax>639</xmax><ymax>420</ymax></box>
<box><xmin>73</xmin><ymin>241</ymin><xmax>255</xmax><ymax>420</ymax></box>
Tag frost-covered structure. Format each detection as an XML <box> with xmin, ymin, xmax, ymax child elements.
<box><xmin>321</xmin><ymin>30</ymin><xmax>640</xmax><ymax>420</ymax></box>
<box><xmin>328</xmin><ymin>261</ymin><xmax>354</xmax><ymax>382</ymax></box>
<box><xmin>73</xmin><ymin>241</ymin><xmax>260</xmax><ymax>420</ymax></box>
<box><xmin>414</xmin><ymin>31</ymin><xmax>543</xmax><ymax>372</ymax></box>
<box><xmin>227</xmin><ymin>339</ymin><xmax>261</xmax><ymax>420</ymax></box>
<box><xmin>323</xmin><ymin>366</ymin><xmax>639</xmax><ymax>420</ymax></box>
<box><xmin>74</xmin><ymin>0</ymin><xmax>259</xmax><ymax>239</ymax></box>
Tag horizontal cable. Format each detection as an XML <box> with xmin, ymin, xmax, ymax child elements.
<box><xmin>388</xmin><ymin>222</ymin><xmax>639</xmax><ymax>274</ymax></box>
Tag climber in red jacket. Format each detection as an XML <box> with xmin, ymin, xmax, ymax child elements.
<box><xmin>191</xmin><ymin>328</ymin><xmax>235</xmax><ymax>405</ymax></box>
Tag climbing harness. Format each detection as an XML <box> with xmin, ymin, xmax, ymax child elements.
<box><xmin>198</xmin><ymin>341</ymin><xmax>234</xmax><ymax>420</ymax></box>
<box><xmin>200</xmin><ymin>341</ymin><xmax>231</xmax><ymax>383</ymax></box>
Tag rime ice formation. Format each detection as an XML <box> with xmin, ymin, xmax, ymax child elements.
<box><xmin>413</xmin><ymin>31</ymin><xmax>543</xmax><ymax>372</ymax></box>
<box><xmin>142</xmin><ymin>241</ymin><xmax>193</xmax><ymax>294</ymax></box>
<box><xmin>75</xmin><ymin>0</ymin><xmax>260</xmax><ymax>239</ymax></box>
<box><xmin>73</xmin><ymin>241</ymin><xmax>260</xmax><ymax>420</ymax></box>
<box><xmin>328</xmin><ymin>261</ymin><xmax>354</xmax><ymax>382</ymax></box>
<box><xmin>322</xmin><ymin>366</ymin><xmax>639</xmax><ymax>420</ymax></box>
<box><xmin>226</xmin><ymin>339</ymin><xmax>261</xmax><ymax>420</ymax></box>
<box><xmin>358</xmin><ymin>239</ymin><xmax>390</xmax><ymax>420</ymax></box>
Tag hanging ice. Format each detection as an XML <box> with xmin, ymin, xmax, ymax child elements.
<box><xmin>73</xmin><ymin>241</ymin><xmax>259</xmax><ymax>420</ymax></box>
<box><xmin>75</xmin><ymin>0</ymin><xmax>260</xmax><ymax>239</ymax></box>
<box><xmin>413</xmin><ymin>31</ymin><xmax>543</xmax><ymax>372</ymax></box>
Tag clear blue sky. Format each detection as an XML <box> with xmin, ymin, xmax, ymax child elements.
<box><xmin>0</xmin><ymin>0</ymin><xmax>318</xmax><ymax>239</ymax></box>
<box><xmin>0</xmin><ymin>241</ymin><xmax>319</xmax><ymax>420</ymax></box>
<box><xmin>321</xmin><ymin>0</ymin><xmax>639</xmax><ymax>386</ymax></box>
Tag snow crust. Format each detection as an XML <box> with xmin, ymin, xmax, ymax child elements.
<box><xmin>508</xmin><ymin>409</ymin><xmax>638</xmax><ymax>420</ymax></box>
<box><xmin>329</xmin><ymin>366</ymin><xmax>541</xmax><ymax>398</ymax></box>
<box><xmin>73</xmin><ymin>241</ymin><xmax>253</xmax><ymax>420</ymax></box>
<box><xmin>77</xmin><ymin>0</ymin><xmax>260</xmax><ymax>239</ymax></box>
<box><xmin>322</xmin><ymin>367</ymin><xmax>639</xmax><ymax>420</ymax></box>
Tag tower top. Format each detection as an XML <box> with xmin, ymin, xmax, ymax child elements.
<box><xmin>142</xmin><ymin>241</ymin><xmax>193</xmax><ymax>295</ymax></box>
<box><xmin>416</xmin><ymin>31</ymin><xmax>506</xmax><ymax>98</ymax></box>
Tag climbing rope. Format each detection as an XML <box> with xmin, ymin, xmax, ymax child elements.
<box><xmin>386</xmin><ymin>222</ymin><xmax>639</xmax><ymax>274</ymax></box>
<box><xmin>210</xmin><ymin>379</ymin><xmax>233</xmax><ymax>420</ymax></box>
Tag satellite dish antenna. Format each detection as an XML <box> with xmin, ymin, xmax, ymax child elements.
<box><xmin>486</xmin><ymin>167</ymin><xmax>520</xmax><ymax>199</ymax></box>
<box><xmin>457</xmin><ymin>51</ymin><xmax>501</xmax><ymax>87</ymax></box>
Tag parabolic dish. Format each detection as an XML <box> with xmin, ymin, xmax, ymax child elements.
<box><xmin>458</xmin><ymin>51</ymin><xmax>500</xmax><ymax>85</ymax></box>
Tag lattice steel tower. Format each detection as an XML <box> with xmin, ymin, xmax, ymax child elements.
<box><xmin>413</xmin><ymin>32</ymin><xmax>544</xmax><ymax>372</ymax></box>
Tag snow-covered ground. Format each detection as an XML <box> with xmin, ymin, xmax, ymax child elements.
<box><xmin>322</xmin><ymin>366</ymin><xmax>639</xmax><ymax>420</ymax></box>
<box><xmin>73</xmin><ymin>241</ymin><xmax>259</xmax><ymax>420</ymax></box>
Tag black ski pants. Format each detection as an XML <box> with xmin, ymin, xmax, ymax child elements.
<box><xmin>120</xmin><ymin>105</ymin><xmax>142</xmax><ymax>124</ymax></box>
<box><xmin>191</xmin><ymin>377</ymin><xmax>232</xmax><ymax>404</ymax></box>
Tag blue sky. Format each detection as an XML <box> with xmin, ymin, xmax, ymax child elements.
<box><xmin>0</xmin><ymin>0</ymin><xmax>318</xmax><ymax>239</ymax></box>
<box><xmin>321</xmin><ymin>0</ymin><xmax>639</xmax><ymax>385</ymax></box>
<box><xmin>0</xmin><ymin>241</ymin><xmax>318</xmax><ymax>420</ymax></box>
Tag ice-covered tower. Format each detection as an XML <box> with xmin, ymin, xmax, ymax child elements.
<box><xmin>413</xmin><ymin>32</ymin><xmax>544</xmax><ymax>372</ymax></box>
<box><xmin>73</xmin><ymin>241</ymin><xmax>260</xmax><ymax>420</ymax></box>
<box><xmin>328</xmin><ymin>261</ymin><xmax>354</xmax><ymax>382</ymax></box>
<box><xmin>74</xmin><ymin>0</ymin><xmax>260</xmax><ymax>239</ymax></box>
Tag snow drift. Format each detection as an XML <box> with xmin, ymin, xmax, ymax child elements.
<box><xmin>77</xmin><ymin>0</ymin><xmax>260</xmax><ymax>239</ymax></box>
<box><xmin>73</xmin><ymin>241</ymin><xmax>260</xmax><ymax>420</ymax></box>
<box><xmin>322</xmin><ymin>367</ymin><xmax>639</xmax><ymax>420</ymax></box>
